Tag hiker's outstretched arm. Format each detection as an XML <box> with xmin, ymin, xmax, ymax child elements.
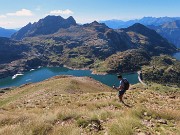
<box><xmin>113</xmin><ymin>86</ymin><xmax>119</xmax><ymax>91</ymax></box>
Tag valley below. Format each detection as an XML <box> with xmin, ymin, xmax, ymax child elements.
<box><xmin>0</xmin><ymin>16</ymin><xmax>179</xmax><ymax>88</ymax></box>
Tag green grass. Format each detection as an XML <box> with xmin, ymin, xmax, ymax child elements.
<box><xmin>142</xmin><ymin>55</ymin><xmax>180</xmax><ymax>87</ymax></box>
<box><xmin>68</xmin><ymin>56</ymin><xmax>92</xmax><ymax>68</ymax></box>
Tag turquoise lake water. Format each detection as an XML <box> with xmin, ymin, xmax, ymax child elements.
<box><xmin>0</xmin><ymin>67</ymin><xmax>139</xmax><ymax>88</ymax></box>
<box><xmin>1</xmin><ymin>52</ymin><xmax>179</xmax><ymax>89</ymax></box>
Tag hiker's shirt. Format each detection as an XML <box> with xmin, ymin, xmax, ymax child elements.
<box><xmin>119</xmin><ymin>80</ymin><xmax>125</xmax><ymax>91</ymax></box>
<box><xmin>117</xmin><ymin>79</ymin><xmax>126</xmax><ymax>96</ymax></box>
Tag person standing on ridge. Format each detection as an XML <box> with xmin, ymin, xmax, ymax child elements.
<box><xmin>113</xmin><ymin>75</ymin><xmax>129</xmax><ymax>102</ymax></box>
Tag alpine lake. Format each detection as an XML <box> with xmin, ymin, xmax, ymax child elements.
<box><xmin>0</xmin><ymin>67</ymin><xmax>139</xmax><ymax>88</ymax></box>
<box><xmin>0</xmin><ymin>52</ymin><xmax>179</xmax><ymax>88</ymax></box>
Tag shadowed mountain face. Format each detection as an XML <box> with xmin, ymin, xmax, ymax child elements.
<box><xmin>0</xmin><ymin>27</ymin><xmax>17</xmax><ymax>38</ymax></box>
<box><xmin>11</xmin><ymin>16</ymin><xmax>77</xmax><ymax>40</ymax></box>
<box><xmin>123</xmin><ymin>23</ymin><xmax>177</xmax><ymax>55</ymax></box>
<box><xmin>100</xmin><ymin>17</ymin><xmax>180</xmax><ymax>48</ymax></box>
<box><xmin>148</xmin><ymin>20</ymin><xmax>180</xmax><ymax>48</ymax></box>
<box><xmin>0</xmin><ymin>37</ymin><xmax>30</xmax><ymax>64</ymax></box>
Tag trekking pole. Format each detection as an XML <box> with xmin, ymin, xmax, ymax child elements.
<box><xmin>110</xmin><ymin>88</ymin><xmax>112</xmax><ymax>99</ymax></box>
<box><xmin>111</xmin><ymin>85</ymin><xmax>115</xmax><ymax>99</ymax></box>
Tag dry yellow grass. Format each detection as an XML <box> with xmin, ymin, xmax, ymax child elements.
<box><xmin>0</xmin><ymin>76</ymin><xmax>179</xmax><ymax>135</ymax></box>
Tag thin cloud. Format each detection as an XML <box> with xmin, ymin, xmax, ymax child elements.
<box><xmin>0</xmin><ymin>21</ymin><xmax>14</xmax><ymax>28</ymax></box>
<box><xmin>0</xmin><ymin>15</ymin><xmax>6</xmax><ymax>18</ymax></box>
<box><xmin>7</xmin><ymin>9</ymin><xmax>33</xmax><ymax>16</ymax></box>
<box><xmin>49</xmin><ymin>9</ymin><xmax>74</xmax><ymax>15</ymax></box>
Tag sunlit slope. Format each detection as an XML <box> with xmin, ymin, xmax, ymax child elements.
<box><xmin>0</xmin><ymin>76</ymin><xmax>179</xmax><ymax>135</ymax></box>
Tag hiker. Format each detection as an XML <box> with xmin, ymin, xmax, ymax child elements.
<box><xmin>113</xmin><ymin>75</ymin><xmax>129</xmax><ymax>102</ymax></box>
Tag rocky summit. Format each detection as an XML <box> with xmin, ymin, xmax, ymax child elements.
<box><xmin>11</xmin><ymin>16</ymin><xmax>77</xmax><ymax>40</ymax></box>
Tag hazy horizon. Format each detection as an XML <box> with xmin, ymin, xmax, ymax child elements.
<box><xmin>1</xmin><ymin>16</ymin><xmax>180</xmax><ymax>30</ymax></box>
<box><xmin>0</xmin><ymin>0</ymin><xmax>180</xmax><ymax>29</ymax></box>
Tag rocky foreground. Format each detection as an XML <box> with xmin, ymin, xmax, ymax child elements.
<box><xmin>0</xmin><ymin>76</ymin><xmax>179</xmax><ymax>135</ymax></box>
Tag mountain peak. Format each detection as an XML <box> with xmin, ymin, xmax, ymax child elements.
<box><xmin>44</xmin><ymin>15</ymin><xmax>63</xmax><ymax>19</ymax></box>
<box><xmin>12</xmin><ymin>16</ymin><xmax>77</xmax><ymax>40</ymax></box>
<box><xmin>125</xmin><ymin>23</ymin><xmax>166</xmax><ymax>41</ymax></box>
<box><xmin>125</xmin><ymin>23</ymin><xmax>151</xmax><ymax>32</ymax></box>
<box><xmin>26</xmin><ymin>22</ymin><xmax>32</xmax><ymax>26</ymax></box>
<box><xmin>124</xmin><ymin>23</ymin><xmax>176</xmax><ymax>52</ymax></box>
<box><xmin>91</xmin><ymin>21</ymin><xmax>99</xmax><ymax>25</ymax></box>
<box><xmin>67</xmin><ymin>16</ymin><xmax>76</xmax><ymax>24</ymax></box>
<box><xmin>132</xmin><ymin>23</ymin><xmax>146</xmax><ymax>27</ymax></box>
<box><xmin>67</xmin><ymin>16</ymin><xmax>74</xmax><ymax>20</ymax></box>
<box><xmin>84</xmin><ymin>21</ymin><xmax>108</xmax><ymax>28</ymax></box>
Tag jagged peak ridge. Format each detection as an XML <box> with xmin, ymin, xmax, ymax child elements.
<box><xmin>11</xmin><ymin>16</ymin><xmax>77</xmax><ymax>40</ymax></box>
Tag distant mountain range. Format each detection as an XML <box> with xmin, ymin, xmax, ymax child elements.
<box><xmin>100</xmin><ymin>17</ymin><xmax>180</xmax><ymax>48</ymax></box>
<box><xmin>100</xmin><ymin>17</ymin><xmax>180</xmax><ymax>29</ymax></box>
<box><xmin>2</xmin><ymin>16</ymin><xmax>180</xmax><ymax>48</ymax></box>
<box><xmin>11</xmin><ymin>16</ymin><xmax>176</xmax><ymax>56</ymax></box>
<box><xmin>0</xmin><ymin>16</ymin><xmax>177</xmax><ymax>79</ymax></box>
<box><xmin>148</xmin><ymin>20</ymin><xmax>180</xmax><ymax>48</ymax></box>
<box><xmin>0</xmin><ymin>27</ymin><xmax>17</xmax><ymax>38</ymax></box>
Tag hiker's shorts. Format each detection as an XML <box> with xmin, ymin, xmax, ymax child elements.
<box><xmin>118</xmin><ymin>89</ymin><xmax>126</xmax><ymax>96</ymax></box>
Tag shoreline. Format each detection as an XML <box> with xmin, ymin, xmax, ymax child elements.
<box><xmin>0</xmin><ymin>67</ymin><xmax>140</xmax><ymax>89</ymax></box>
<box><xmin>0</xmin><ymin>65</ymin><xmax>139</xmax><ymax>80</ymax></box>
<box><xmin>1</xmin><ymin>52</ymin><xmax>179</xmax><ymax>80</ymax></box>
<box><xmin>63</xmin><ymin>65</ymin><xmax>108</xmax><ymax>75</ymax></box>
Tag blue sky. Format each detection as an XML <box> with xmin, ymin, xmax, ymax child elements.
<box><xmin>0</xmin><ymin>0</ymin><xmax>180</xmax><ymax>28</ymax></box>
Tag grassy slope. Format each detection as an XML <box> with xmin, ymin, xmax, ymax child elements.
<box><xmin>142</xmin><ymin>55</ymin><xmax>180</xmax><ymax>87</ymax></box>
<box><xmin>0</xmin><ymin>76</ymin><xmax>179</xmax><ymax>135</ymax></box>
<box><xmin>93</xmin><ymin>49</ymin><xmax>150</xmax><ymax>74</ymax></box>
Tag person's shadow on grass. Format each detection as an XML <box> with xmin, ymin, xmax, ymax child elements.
<box><xmin>121</xmin><ymin>100</ymin><xmax>133</xmax><ymax>108</ymax></box>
